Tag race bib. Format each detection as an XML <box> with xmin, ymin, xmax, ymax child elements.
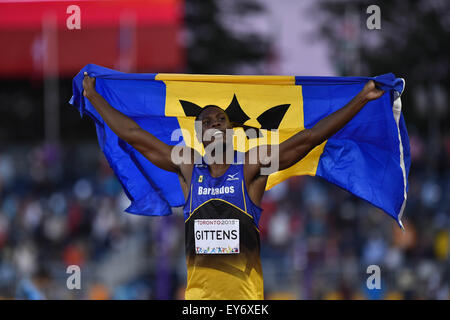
<box><xmin>194</xmin><ymin>219</ymin><xmax>240</xmax><ymax>254</ymax></box>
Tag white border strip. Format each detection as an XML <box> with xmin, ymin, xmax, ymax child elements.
<box><xmin>392</xmin><ymin>78</ymin><xmax>407</xmax><ymax>230</ymax></box>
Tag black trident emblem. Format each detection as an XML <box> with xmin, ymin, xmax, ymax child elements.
<box><xmin>179</xmin><ymin>94</ymin><xmax>290</xmax><ymax>139</ymax></box>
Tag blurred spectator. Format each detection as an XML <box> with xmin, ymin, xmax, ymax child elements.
<box><xmin>0</xmin><ymin>135</ymin><xmax>448</xmax><ymax>300</ymax></box>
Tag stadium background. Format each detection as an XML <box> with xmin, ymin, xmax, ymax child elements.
<box><xmin>0</xmin><ymin>0</ymin><xmax>448</xmax><ymax>300</ymax></box>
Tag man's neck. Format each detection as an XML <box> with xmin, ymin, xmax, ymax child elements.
<box><xmin>204</xmin><ymin>146</ymin><xmax>235</xmax><ymax>178</ymax></box>
<box><xmin>208</xmin><ymin>162</ymin><xmax>231</xmax><ymax>178</ymax></box>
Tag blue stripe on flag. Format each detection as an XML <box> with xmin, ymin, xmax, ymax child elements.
<box><xmin>70</xmin><ymin>64</ymin><xmax>183</xmax><ymax>216</ymax></box>
<box><xmin>297</xmin><ymin>76</ymin><xmax>409</xmax><ymax>222</ymax></box>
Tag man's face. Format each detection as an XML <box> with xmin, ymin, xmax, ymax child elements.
<box><xmin>196</xmin><ymin>106</ymin><xmax>233</xmax><ymax>149</ymax></box>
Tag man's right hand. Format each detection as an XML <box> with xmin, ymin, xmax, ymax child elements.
<box><xmin>82</xmin><ymin>71</ymin><xmax>97</xmax><ymax>98</ymax></box>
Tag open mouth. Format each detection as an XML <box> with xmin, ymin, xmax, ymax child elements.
<box><xmin>213</xmin><ymin>130</ymin><xmax>224</xmax><ymax>137</ymax></box>
<box><xmin>203</xmin><ymin>129</ymin><xmax>226</xmax><ymax>143</ymax></box>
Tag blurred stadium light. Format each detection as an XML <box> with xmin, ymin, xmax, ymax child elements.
<box><xmin>0</xmin><ymin>0</ymin><xmax>184</xmax><ymax>77</ymax></box>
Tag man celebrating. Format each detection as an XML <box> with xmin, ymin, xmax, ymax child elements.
<box><xmin>82</xmin><ymin>71</ymin><xmax>384</xmax><ymax>299</ymax></box>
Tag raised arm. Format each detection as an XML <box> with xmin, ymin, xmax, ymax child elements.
<box><xmin>82</xmin><ymin>72</ymin><xmax>192</xmax><ymax>176</ymax></box>
<box><xmin>247</xmin><ymin>80</ymin><xmax>384</xmax><ymax>176</ymax></box>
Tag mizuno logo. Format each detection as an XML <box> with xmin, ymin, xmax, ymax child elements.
<box><xmin>226</xmin><ymin>173</ymin><xmax>239</xmax><ymax>181</ymax></box>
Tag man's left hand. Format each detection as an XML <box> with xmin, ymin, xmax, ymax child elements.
<box><xmin>361</xmin><ymin>80</ymin><xmax>384</xmax><ymax>101</ymax></box>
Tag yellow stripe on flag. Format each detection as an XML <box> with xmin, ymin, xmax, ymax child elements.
<box><xmin>160</xmin><ymin>78</ymin><xmax>326</xmax><ymax>191</ymax></box>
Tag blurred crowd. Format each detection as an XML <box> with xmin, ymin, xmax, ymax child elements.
<box><xmin>0</xmin><ymin>129</ymin><xmax>449</xmax><ymax>300</ymax></box>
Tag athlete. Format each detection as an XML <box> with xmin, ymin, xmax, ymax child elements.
<box><xmin>82</xmin><ymin>72</ymin><xmax>384</xmax><ymax>299</ymax></box>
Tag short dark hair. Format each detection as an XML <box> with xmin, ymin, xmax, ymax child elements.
<box><xmin>195</xmin><ymin>105</ymin><xmax>223</xmax><ymax>121</ymax></box>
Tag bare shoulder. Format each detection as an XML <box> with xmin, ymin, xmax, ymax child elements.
<box><xmin>243</xmin><ymin>145</ymin><xmax>270</xmax><ymax>183</ymax></box>
<box><xmin>242</xmin><ymin>159</ymin><xmax>268</xmax><ymax>207</ymax></box>
<box><xmin>177</xmin><ymin>147</ymin><xmax>201</xmax><ymax>185</ymax></box>
<box><xmin>244</xmin><ymin>144</ymin><xmax>274</xmax><ymax>170</ymax></box>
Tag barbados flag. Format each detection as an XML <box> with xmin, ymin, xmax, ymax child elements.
<box><xmin>69</xmin><ymin>64</ymin><xmax>410</xmax><ymax>228</ymax></box>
